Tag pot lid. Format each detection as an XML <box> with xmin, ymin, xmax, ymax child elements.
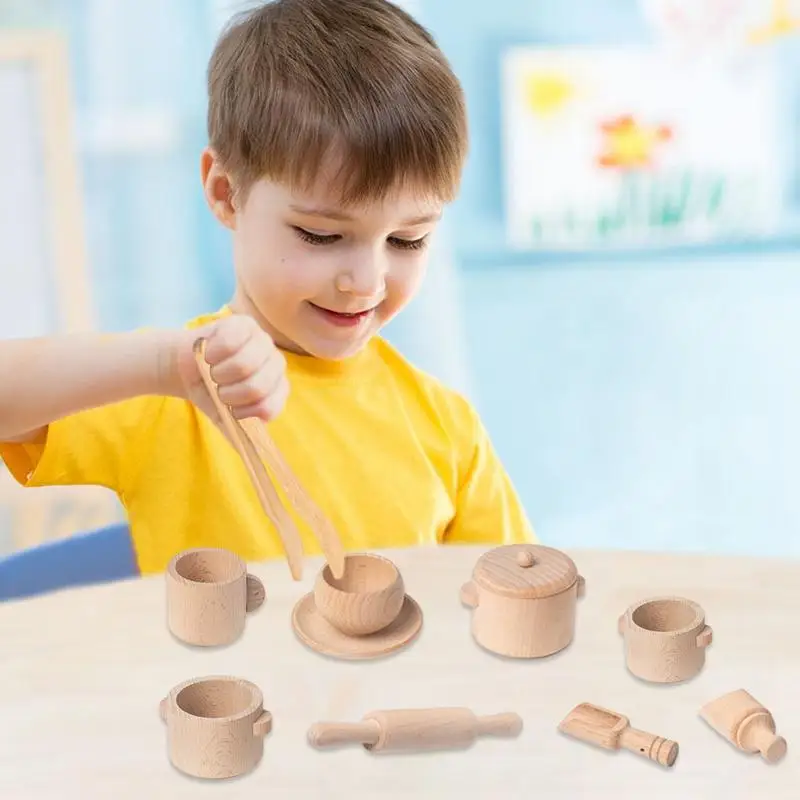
<box><xmin>472</xmin><ymin>544</ymin><xmax>578</xmax><ymax>599</ymax></box>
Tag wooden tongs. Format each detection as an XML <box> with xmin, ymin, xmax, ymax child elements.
<box><xmin>192</xmin><ymin>338</ymin><xmax>345</xmax><ymax>581</ymax></box>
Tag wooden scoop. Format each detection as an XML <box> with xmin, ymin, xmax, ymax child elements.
<box><xmin>307</xmin><ymin>707</ymin><xmax>523</xmax><ymax>753</ymax></box>
<box><xmin>193</xmin><ymin>338</ymin><xmax>345</xmax><ymax>581</ymax></box>
<box><xmin>699</xmin><ymin>689</ymin><xmax>787</xmax><ymax>764</ymax></box>
<box><xmin>558</xmin><ymin>702</ymin><xmax>679</xmax><ymax>768</ymax></box>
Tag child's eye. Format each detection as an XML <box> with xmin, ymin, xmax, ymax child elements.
<box><xmin>388</xmin><ymin>235</ymin><xmax>429</xmax><ymax>252</ymax></box>
<box><xmin>293</xmin><ymin>226</ymin><xmax>340</xmax><ymax>246</ymax></box>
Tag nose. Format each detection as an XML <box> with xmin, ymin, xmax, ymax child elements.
<box><xmin>336</xmin><ymin>251</ymin><xmax>386</xmax><ymax>299</ymax></box>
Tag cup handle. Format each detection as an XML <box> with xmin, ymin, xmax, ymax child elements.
<box><xmin>460</xmin><ymin>581</ymin><xmax>479</xmax><ymax>608</ymax></box>
<box><xmin>159</xmin><ymin>698</ymin><xmax>168</xmax><ymax>723</ymax></box>
<box><xmin>696</xmin><ymin>625</ymin><xmax>713</xmax><ymax>648</ymax></box>
<box><xmin>618</xmin><ymin>613</ymin><xmax>626</xmax><ymax>635</ymax></box>
<box><xmin>253</xmin><ymin>710</ymin><xmax>273</xmax><ymax>737</ymax></box>
<box><xmin>575</xmin><ymin>575</ymin><xmax>586</xmax><ymax>598</ymax></box>
<box><xmin>246</xmin><ymin>574</ymin><xmax>266</xmax><ymax>613</ymax></box>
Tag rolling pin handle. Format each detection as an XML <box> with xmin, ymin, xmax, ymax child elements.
<box><xmin>476</xmin><ymin>712</ymin><xmax>523</xmax><ymax>738</ymax></box>
<box><xmin>307</xmin><ymin>720</ymin><xmax>381</xmax><ymax>749</ymax></box>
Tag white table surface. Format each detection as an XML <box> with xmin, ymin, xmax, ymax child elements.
<box><xmin>0</xmin><ymin>544</ymin><xmax>797</xmax><ymax>798</ymax></box>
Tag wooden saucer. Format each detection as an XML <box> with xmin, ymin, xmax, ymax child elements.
<box><xmin>291</xmin><ymin>592</ymin><xmax>423</xmax><ymax>660</ymax></box>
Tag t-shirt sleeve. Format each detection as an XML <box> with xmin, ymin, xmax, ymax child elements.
<box><xmin>0</xmin><ymin>396</ymin><xmax>159</xmax><ymax>495</ymax></box>
<box><xmin>443</xmin><ymin>398</ymin><xmax>537</xmax><ymax>545</ymax></box>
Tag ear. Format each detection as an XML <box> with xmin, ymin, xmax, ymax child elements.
<box><xmin>200</xmin><ymin>147</ymin><xmax>237</xmax><ymax>230</ymax></box>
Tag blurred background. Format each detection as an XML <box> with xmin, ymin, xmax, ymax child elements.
<box><xmin>2</xmin><ymin>0</ymin><xmax>800</xmax><ymax>562</ymax></box>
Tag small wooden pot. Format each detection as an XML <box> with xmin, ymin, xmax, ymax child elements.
<box><xmin>618</xmin><ymin>596</ymin><xmax>713</xmax><ymax>683</ymax></box>
<box><xmin>160</xmin><ymin>676</ymin><xmax>272</xmax><ymax>779</ymax></box>
<box><xmin>314</xmin><ymin>553</ymin><xmax>405</xmax><ymax>636</ymax></box>
<box><xmin>166</xmin><ymin>548</ymin><xmax>265</xmax><ymax>647</ymax></box>
<box><xmin>460</xmin><ymin>544</ymin><xmax>585</xmax><ymax>658</ymax></box>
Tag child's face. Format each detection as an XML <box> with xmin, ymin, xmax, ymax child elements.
<box><xmin>203</xmin><ymin>150</ymin><xmax>443</xmax><ymax>359</ymax></box>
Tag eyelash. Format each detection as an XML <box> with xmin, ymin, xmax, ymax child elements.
<box><xmin>292</xmin><ymin>226</ymin><xmax>429</xmax><ymax>251</ymax></box>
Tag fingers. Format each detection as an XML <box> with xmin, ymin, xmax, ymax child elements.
<box><xmin>210</xmin><ymin>332</ymin><xmax>282</xmax><ymax>385</ymax></box>
<box><xmin>202</xmin><ymin>314</ymin><xmax>261</xmax><ymax>366</ymax></box>
<box><xmin>229</xmin><ymin>374</ymin><xmax>289</xmax><ymax>422</ymax></box>
<box><xmin>216</xmin><ymin>359</ymin><xmax>285</xmax><ymax>408</ymax></box>
<box><xmin>196</xmin><ymin>314</ymin><xmax>289</xmax><ymax>422</ymax></box>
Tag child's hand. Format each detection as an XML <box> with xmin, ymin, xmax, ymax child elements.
<box><xmin>174</xmin><ymin>314</ymin><xmax>289</xmax><ymax>425</ymax></box>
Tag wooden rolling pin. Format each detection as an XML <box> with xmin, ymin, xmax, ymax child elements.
<box><xmin>307</xmin><ymin>708</ymin><xmax>523</xmax><ymax>753</ymax></box>
<box><xmin>558</xmin><ymin>702</ymin><xmax>679</xmax><ymax>767</ymax></box>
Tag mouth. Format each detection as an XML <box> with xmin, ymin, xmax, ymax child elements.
<box><xmin>308</xmin><ymin>302</ymin><xmax>377</xmax><ymax>328</ymax></box>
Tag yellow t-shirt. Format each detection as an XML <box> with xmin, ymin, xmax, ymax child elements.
<box><xmin>0</xmin><ymin>308</ymin><xmax>536</xmax><ymax>574</ymax></box>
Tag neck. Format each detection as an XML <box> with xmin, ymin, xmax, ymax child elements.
<box><xmin>228</xmin><ymin>285</ymin><xmax>309</xmax><ymax>356</ymax></box>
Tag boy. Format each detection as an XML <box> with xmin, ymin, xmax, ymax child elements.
<box><xmin>0</xmin><ymin>0</ymin><xmax>535</xmax><ymax>576</ymax></box>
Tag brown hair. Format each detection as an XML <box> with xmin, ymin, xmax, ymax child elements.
<box><xmin>207</xmin><ymin>0</ymin><xmax>468</xmax><ymax>206</ymax></box>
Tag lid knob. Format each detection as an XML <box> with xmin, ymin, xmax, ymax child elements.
<box><xmin>517</xmin><ymin>550</ymin><xmax>535</xmax><ymax>568</ymax></box>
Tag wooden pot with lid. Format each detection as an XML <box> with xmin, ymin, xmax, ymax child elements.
<box><xmin>460</xmin><ymin>543</ymin><xmax>585</xmax><ymax>658</ymax></box>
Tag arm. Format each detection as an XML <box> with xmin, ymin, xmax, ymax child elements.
<box><xmin>0</xmin><ymin>329</ymin><xmax>180</xmax><ymax>443</ymax></box>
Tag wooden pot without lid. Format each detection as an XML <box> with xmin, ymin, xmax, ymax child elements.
<box><xmin>160</xmin><ymin>676</ymin><xmax>272</xmax><ymax>780</ymax></box>
<box><xmin>460</xmin><ymin>544</ymin><xmax>585</xmax><ymax>658</ymax></box>
<box><xmin>618</xmin><ymin>596</ymin><xmax>713</xmax><ymax>684</ymax></box>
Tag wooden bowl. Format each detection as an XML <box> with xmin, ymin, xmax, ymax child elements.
<box><xmin>314</xmin><ymin>553</ymin><xmax>405</xmax><ymax>636</ymax></box>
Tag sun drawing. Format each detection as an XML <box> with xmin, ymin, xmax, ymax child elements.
<box><xmin>524</xmin><ymin>71</ymin><xmax>576</xmax><ymax>116</ymax></box>
<box><xmin>597</xmin><ymin>115</ymin><xmax>673</xmax><ymax>169</ymax></box>
<box><xmin>748</xmin><ymin>0</ymin><xmax>800</xmax><ymax>44</ymax></box>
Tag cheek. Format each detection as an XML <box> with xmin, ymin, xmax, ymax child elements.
<box><xmin>384</xmin><ymin>256</ymin><xmax>427</xmax><ymax>310</ymax></box>
<box><xmin>235</xmin><ymin>225</ymin><xmax>300</xmax><ymax>290</ymax></box>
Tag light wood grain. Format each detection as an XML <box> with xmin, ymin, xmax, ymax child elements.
<box><xmin>460</xmin><ymin>543</ymin><xmax>585</xmax><ymax>658</ymax></box>
<box><xmin>159</xmin><ymin>676</ymin><xmax>272</xmax><ymax>779</ymax></box>
<box><xmin>0</xmin><ymin>545</ymin><xmax>798</xmax><ymax>798</ymax></box>
<box><xmin>192</xmin><ymin>338</ymin><xmax>346</xmax><ymax>582</ymax></box>
<box><xmin>558</xmin><ymin>701</ymin><xmax>679</xmax><ymax>767</ymax></box>
<box><xmin>307</xmin><ymin>708</ymin><xmax>523</xmax><ymax>752</ymax></box>
<box><xmin>700</xmin><ymin>689</ymin><xmax>788</xmax><ymax>763</ymax></box>
<box><xmin>618</xmin><ymin>596</ymin><xmax>713</xmax><ymax>683</ymax></box>
<box><xmin>165</xmin><ymin>548</ymin><xmax>266</xmax><ymax>647</ymax></box>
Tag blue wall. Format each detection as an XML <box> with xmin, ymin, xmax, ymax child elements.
<box><xmin>418</xmin><ymin>1</ymin><xmax>800</xmax><ymax>556</ymax></box>
<box><xmin>462</xmin><ymin>252</ymin><xmax>800</xmax><ymax>557</ymax></box>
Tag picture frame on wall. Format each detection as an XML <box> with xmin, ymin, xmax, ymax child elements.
<box><xmin>0</xmin><ymin>31</ymin><xmax>94</xmax><ymax>338</ymax></box>
<box><xmin>500</xmin><ymin>45</ymin><xmax>785</xmax><ymax>251</ymax></box>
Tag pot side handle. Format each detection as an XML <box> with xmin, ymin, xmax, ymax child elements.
<box><xmin>696</xmin><ymin>625</ymin><xmax>713</xmax><ymax>648</ymax></box>
<box><xmin>253</xmin><ymin>710</ymin><xmax>273</xmax><ymax>737</ymax></box>
<box><xmin>460</xmin><ymin>581</ymin><xmax>479</xmax><ymax>609</ymax></box>
<box><xmin>618</xmin><ymin>613</ymin><xmax>627</xmax><ymax>636</ymax></box>
<box><xmin>575</xmin><ymin>575</ymin><xmax>586</xmax><ymax>599</ymax></box>
<box><xmin>159</xmin><ymin>698</ymin><xmax>168</xmax><ymax>723</ymax></box>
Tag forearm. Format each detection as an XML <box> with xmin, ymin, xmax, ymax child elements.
<box><xmin>0</xmin><ymin>329</ymin><xmax>175</xmax><ymax>440</ymax></box>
